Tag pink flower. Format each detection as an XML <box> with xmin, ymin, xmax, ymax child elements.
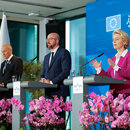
<box><xmin>63</xmin><ymin>100</ymin><xmax>72</xmax><ymax>111</ymax></box>
<box><xmin>89</xmin><ymin>92</ymin><xmax>97</xmax><ymax>99</ymax></box>
<box><xmin>124</xmin><ymin>96</ymin><xmax>130</xmax><ymax>111</ymax></box>
<box><xmin>111</xmin><ymin>120</ymin><xmax>117</xmax><ymax>128</ymax></box>
<box><xmin>88</xmin><ymin>99</ymin><xmax>93</xmax><ymax>107</ymax></box>
<box><xmin>16</xmin><ymin>105</ymin><xmax>24</xmax><ymax>110</ymax></box>
<box><xmin>79</xmin><ymin>91</ymin><xmax>130</xmax><ymax>129</ymax></box>
<box><xmin>0</xmin><ymin>97</ymin><xmax>24</xmax><ymax>124</ymax></box>
<box><xmin>24</xmin><ymin>96</ymin><xmax>72</xmax><ymax>128</ymax></box>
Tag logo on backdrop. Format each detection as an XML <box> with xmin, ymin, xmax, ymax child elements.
<box><xmin>126</xmin><ymin>15</ymin><xmax>130</xmax><ymax>28</ymax></box>
<box><xmin>106</xmin><ymin>14</ymin><xmax>121</xmax><ymax>32</ymax></box>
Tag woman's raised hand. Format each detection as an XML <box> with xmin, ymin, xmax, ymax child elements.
<box><xmin>90</xmin><ymin>58</ymin><xmax>102</xmax><ymax>69</ymax></box>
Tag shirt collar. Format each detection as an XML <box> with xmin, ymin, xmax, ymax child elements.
<box><xmin>51</xmin><ymin>46</ymin><xmax>59</xmax><ymax>55</ymax></box>
<box><xmin>7</xmin><ymin>54</ymin><xmax>13</xmax><ymax>62</ymax></box>
<box><xmin>115</xmin><ymin>49</ymin><xmax>128</xmax><ymax>58</ymax></box>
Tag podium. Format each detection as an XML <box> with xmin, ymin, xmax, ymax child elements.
<box><xmin>0</xmin><ymin>87</ymin><xmax>8</xmax><ymax>91</ymax></box>
<box><xmin>63</xmin><ymin>75</ymin><xmax>126</xmax><ymax>130</ymax></box>
<box><xmin>7</xmin><ymin>81</ymin><xmax>57</xmax><ymax>130</ymax></box>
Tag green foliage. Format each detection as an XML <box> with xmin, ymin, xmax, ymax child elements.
<box><xmin>0</xmin><ymin>123</ymin><xmax>11</xmax><ymax>130</ymax></box>
<box><xmin>19</xmin><ymin>128</ymin><xmax>24</xmax><ymax>130</ymax></box>
<box><xmin>0</xmin><ymin>125</ymin><xmax>6</xmax><ymax>130</ymax></box>
<box><xmin>21</xmin><ymin>60</ymin><xmax>45</xmax><ymax>99</ymax></box>
<box><xmin>22</xmin><ymin>60</ymin><xmax>42</xmax><ymax>81</ymax></box>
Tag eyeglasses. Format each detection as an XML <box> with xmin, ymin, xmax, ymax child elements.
<box><xmin>47</xmin><ymin>37</ymin><xmax>57</xmax><ymax>41</ymax></box>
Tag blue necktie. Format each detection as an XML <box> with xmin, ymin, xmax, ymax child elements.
<box><xmin>3</xmin><ymin>60</ymin><xmax>8</xmax><ymax>73</ymax></box>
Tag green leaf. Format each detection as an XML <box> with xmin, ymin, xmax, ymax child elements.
<box><xmin>19</xmin><ymin>128</ymin><xmax>24</xmax><ymax>130</ymax></box>
<box><xmin>21</xmin><ymin>61</ymin><xmax>44</xmax><ymax>99</ymax></box>
<box><xmin>0</xmin><ymin>125</ymin><xmax>6</xmax><ymax>130</ymax></box>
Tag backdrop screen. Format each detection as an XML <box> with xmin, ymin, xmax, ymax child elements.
<box><xmin>86</xmin><ymin>0</ymin><xmax>130</xmax><ymax>95</ymax></box>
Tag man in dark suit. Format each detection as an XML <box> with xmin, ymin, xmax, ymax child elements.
<box><xmin>40</xmin><ymin>33</ymin><xmax>71</xmax><ymax>100</ymax></box>
<box><xmin>0</xmin><ymin>43</ymin><xmax>23</xmax><ymax>99</ymax></box>
<box><xmin>40</xmin><ymin>33</ymin><xmax>71</xmax><ymax>129</ymax></box>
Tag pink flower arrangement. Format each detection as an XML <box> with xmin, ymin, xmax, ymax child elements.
<box><xmin>0</xmin><ymin>97</ymin><xmax>24</xmax><ymax>125</ymax></box>
<box><xmin>23</xmin><ymin>96</ymin><xmax>72</xmax><ymax>129</ymax></box>
<box><xmin>79</xmin><ymin>90</ymin><xmax>130</xmax><ymax>130</ymax></box>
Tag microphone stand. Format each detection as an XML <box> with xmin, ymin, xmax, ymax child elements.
<box><xmin>30</xmin><ymin>56</ymin><xmax>38</xmax><ymax>64</ymax></box>
<box><xmin>79</xmin><ymin>53</ymin><xmax>104</xmax><ymax>76</ymax></box>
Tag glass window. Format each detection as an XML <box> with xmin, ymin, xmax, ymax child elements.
<box><xmin>5</xmin><ymin>21</ymin><xmax>38</xmax><ymax>61</ymax></box>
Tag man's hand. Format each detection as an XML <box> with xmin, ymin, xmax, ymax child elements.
<box><xmin>40</xmin><ymin>78</ymin><xmax>50</xmax><ymax>84</ymax></box>
<box><xmin>0</xmin><ymin>84</ymin><xmax>4</xmax><ymax>87</ymax></box>
<box><xmin>108</xmin><ymin>59</ymin><xmax>115</xmax><ymax>68</ymax></box>
<box><xmin>44</xmin><ymin>79</ymin><xmax>50</xmax><ymax>84</ymax></box>
<box><xmin>40</xmin><ymin>78</ymin><xmax>46</xmax><ymax>83</ymax></box>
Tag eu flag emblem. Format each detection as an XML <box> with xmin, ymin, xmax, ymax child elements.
<box><xmin>106</xmin><ymin>14</ymin><xmax>121</xmax><ymax>32</ymax></box>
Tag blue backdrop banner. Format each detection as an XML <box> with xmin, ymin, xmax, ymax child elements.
<box><xmin>86</xmin><ymin>0</ymin><xmax>130</xmax><ymax>100</ymax></box>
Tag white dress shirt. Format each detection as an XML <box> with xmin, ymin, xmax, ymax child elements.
<box><xmin>49</xmin><ymin>46</ymin><xmax>59</xmax><ymax>65</ymax></box>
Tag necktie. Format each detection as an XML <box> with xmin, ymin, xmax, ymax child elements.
<box><xmin>3</xmin><ymin>60</ymin><xmax>8</xmax><ymax>73</ymax></box>
<box><xmin>50</xmin><ymin>52</ymin><xmax>54</xmax><ymax>65</ymax></box>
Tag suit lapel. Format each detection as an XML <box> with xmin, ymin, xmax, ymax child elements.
<box><xmin>48</xmin><ymin>47</ymin><xmax>61</xmax><ymax>70</ymax></box>
<box><xmin>1</xmin><ymin>61</ymin><xmax>5</xmax><ymax>75</ymax></box>
<box><xmin>46</xmin><ymin>53</ymin><xmax>51</xmax><ymax>72</ymax></box>
<box><xmin>8</xmin><ymin>56</ymin><xmax>14</xmax><ymax>65</ymax></box>
<box><xmin>117</xmin><ymin>56</ymin><xmax>124</xmax><ymax>66</ymax></box>
<box><xmin>117</xmin><ymin>51</ymin><xmax>128</xmax><ymax>66</ymax></box>
<box><xmin>2</xmin><ymin>56</ymin><xmax>14</xmax><ymax>74</ymax></box>
<box><xmin>6</xmin><ymin>56</ymin><xmax>14</xmax><ymax>68</ymax></box>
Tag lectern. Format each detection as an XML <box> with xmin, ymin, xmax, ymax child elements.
<box><xmin>64</xmin><ymin>75</ymin><xmax>126</xmax><ymax>130</ymax></box>
<box><xmin>0</xmin><ymin>87</ymin><xmax>8</xmax><ymax>91</ymax></box>
<box><xmin>7</xmin><ymin>81</ymin><xmax>57</xmax><ymax>130</ymax></box>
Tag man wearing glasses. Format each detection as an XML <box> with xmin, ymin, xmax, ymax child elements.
<box><xmin>0</xmin><ymin>44</ymin><xmax>23</xmax><ymax>99</ymax></box>
<box><xmin>40</xmin><ymin>32</ymin><xmax>71</xmax><ymax>101</ymax></box>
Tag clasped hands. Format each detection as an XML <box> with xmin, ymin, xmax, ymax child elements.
<box><xmin>90</xmin><ymin>58</ymin><xmax>115</xmax><ymax>68</ymax></box>
<box><xmin>40</xmin><ymin>78</ymin><xmax>50</xmax><ymax>84</ymax></box>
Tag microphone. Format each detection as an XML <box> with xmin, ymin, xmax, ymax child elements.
<box><xmin>79</xmin><ymin>53</ymin><xmax>104</xmax><ymax>75</ymax></box>
<box><xmin>30</xmin><ymin>56</ymin><xmax>38</xmax><ymax>64</ymax></box>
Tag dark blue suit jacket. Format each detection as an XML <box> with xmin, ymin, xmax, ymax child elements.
<box><xmin>0</xmin><ymin>55</ymin><xmax>23</xmax><ymax>99</ymax></box>
<box><xmin>0</xmin><ymin>55</ymin><xmax>23</xmax><ymax>85</ymax></box>
<box><xmin>40</xmin><ymin>47</ymin><xmax>71</xmax><ymax>97</ymax></box>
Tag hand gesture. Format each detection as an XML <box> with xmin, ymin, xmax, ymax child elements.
<box><xmin>90</xmin><ymin>58</ymin><xmax>102</xmax><ymax>69</ymax></box>
<box><xmin>108</xmin><ymin>58</ymin><xmax>115</xmax><ymax>68</ymax></box>
<box><xmin>40</xmin><ymin>78</ymin><xmax>46</xmax><ymax>83</ymax></box>
<box><xmin>40</xmin><ymin>78</ymin><xmax>50</xmax><ymax>84</ymax></box>
<box><xmin>44</xmin><ymin>79</ymin><xmax>50</xmax><ymax>84</ymax></box>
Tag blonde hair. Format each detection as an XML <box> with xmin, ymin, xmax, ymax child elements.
<box><xmin>113</xmin><ymin>30</ymin><xmax>129</xmax><ymax>49</ymax></box>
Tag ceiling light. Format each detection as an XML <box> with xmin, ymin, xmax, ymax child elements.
<box><xmin>28</xmin><ymin>12</ymin><xmax>40</xmax><ymax>16</ymax></box>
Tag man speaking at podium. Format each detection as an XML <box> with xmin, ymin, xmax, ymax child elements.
<box><xmin>40</xmin><ymin>33</ymin><xmax>71</xmax><ymax>101</ymax></box>
<box><xmin>0</xmin><ymin>44</ymin><xmax>23</xmax><ymax>99</ymax></box>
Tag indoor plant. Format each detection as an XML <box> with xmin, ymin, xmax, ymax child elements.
<box><xmin>23</xmin><ymin>96</ymin><xmax>72</xmax><ymax>130</ymax></box>
<box><xmin>79</xmin><ymin>90</ymin><xmax>130</xmax><ymax>130</ymax></box>
<box><xmin>0</xmin><ymin>97</ymin><xmax>24</xmax><ymax>130</ymax></box>
<box><xmin>21</xmin><ymin>60</ymin><xmax>44</xmax><ymax>99</ymax></box>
